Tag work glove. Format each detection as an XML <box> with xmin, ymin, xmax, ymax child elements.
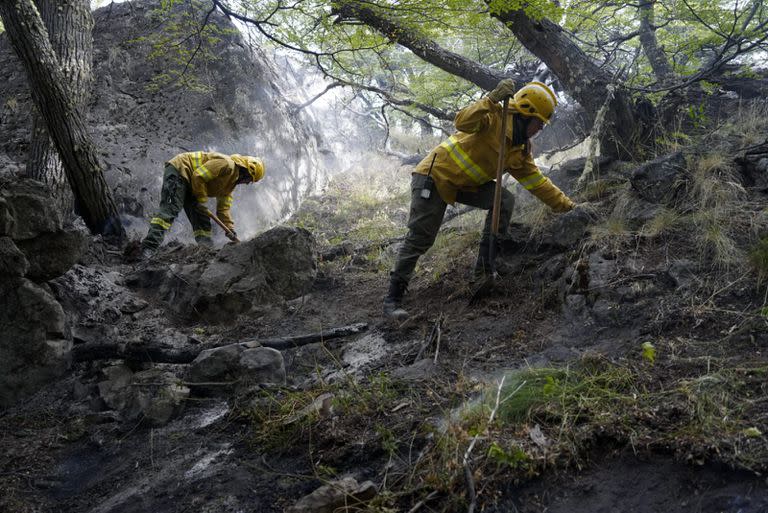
<box><xmin>225</xmin><ymin>229</ymin><xmax>239</xmax><ymax>242</ymax></box>
<box><xmin>488</xmin><ymin>79</ymin><xmax>517</xmax><ymax>103</ymax></box>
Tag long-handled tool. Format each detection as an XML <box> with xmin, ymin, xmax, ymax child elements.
<box><xmin>206</xmin><ymin>209</ymin><xmax>240</xmax><ymax>243</ymax></box>
<box><xmin>470</xmin><ymin>97</ymin><xmax>509</xmax><ymax>303</ymax></box>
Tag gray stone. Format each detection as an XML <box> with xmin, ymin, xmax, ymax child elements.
<box><xmin>186</xmin><ymin>344</ymin><xmax>286</xmax><ymax>391</ymax></box>
<box><xmin>631</xmin><ymin>152</ymin><xmax>688</xmax><ymax>204</ymax></box>
<box><xmin>391</xmin><ymin>359</ymin><xmax>437</xmax><ymax>381</ymax></box>
<box><xmin>16</xmin><ymin>228</ymin><xmax>88</xmax><ymax>281</ymax></box>
<box><xmin>98</xmin><ymin>365</ymin><xmax>135</xmax><ymax>412</ymax></box>
<box><xmin>0</xmin><ymin>277</ymin><xmax>71</xmax><ymax>408</ymax></box>
<box><xmin>0</xmin><ymin>179</ymin><xmax>62</xmax><ymax>240</ymax></box>
<box><xmin>126</xmin><ymin>369</ymin><xmax>190</xmax><ymax>426</ymax></box>
<box><xmin>137</xmin><ymin>226</ymin><xmax>316</xmax><ymax>321</ymax></box>
<box><xmin>0</xmin><ymin>236</ymin><xmax>29</xmax><ymax>276</ymax></box>
<box><xmin>239</xmin><ymin>347</ymin><xmax>286</xmax><ymax>385</ymax></box>
<box><xmin>286</xmin><ymin>477</ymin><xmax>377</xmax><ymax>513</ymax></box>
<box><xmin>540</xmin><ymin>206</ymin><xmax>592</xmax><ymax>249</ymax></box>
<box><xmin>187</xmin><ymin>344</ymin><xmax>245</xmax><ymax>384</ymax></box>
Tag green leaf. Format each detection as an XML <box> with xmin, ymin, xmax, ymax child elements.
<box><xmin>641</xmin><ymin>342</ymin><xmax>656</xmax><ymax>364</ymax></box>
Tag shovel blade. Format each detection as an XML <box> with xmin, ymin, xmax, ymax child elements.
<box><xmin>468</xmin><ymin>272</ymin><xmax>497</xmax><ymax>304</ymax></box>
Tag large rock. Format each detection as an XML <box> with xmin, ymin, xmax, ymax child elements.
<box><xmin>0</xmin><ymin>178</ymin><xmax>62</xmax><ymax>239</ymax></box>
<box><xmin>133</xmin><ymin>226</ymin><xmax>317</xmax><ymax>320</ymax></box>
<box><xmin>0</xmin><ymin>277</ymin><xmax>72</xmax><ymax>408</ymax></box>
<box><xmin>0</xmin><ymin>0</ymin><xmax>329</xmax><ymax>239</ymax></box>
<box><xmin>0</xmin><ymin>236</ymin><xmax>29</xmax><ymax>277</ymax></box>
<box><xmin>16</xmin><ymin>228</ymin><xmax>88</xmax><ymax>281</ymax></box>
<box><xmin>631</xmin><ymin>152</ymin><xmax>688</xmax><ymax>204</ymax></box>
<box><xmin>286</xmin><ymin>477</ymin><xmax>377</xmax><ymax>513</ymax></box>
<box><xmin>0</xmin><ymin>178</ymin><xmax>87</xmax><ymax>281</ymax></box>
<box><xmin>187</xmin><ymin>344</ymin><xmax>286</xmax><ymax>393</ymax></box>
<box><xmin>98</xmin><ymin>366</ymin><xmax>190</xmax><ymax>426</ymax></box>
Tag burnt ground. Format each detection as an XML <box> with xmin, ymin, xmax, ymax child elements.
<box><xmin>2</xmin><ymin>157</ymin><xmax>768</xmax><ymax>513</ymax></box>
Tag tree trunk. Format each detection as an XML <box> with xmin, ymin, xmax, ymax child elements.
<box><xmin>26</xmin><ymin>0</ymin><xmax>93</xmax><ymax>218</ymax></box>
<box><xmin>0</xmin><ymin>0</ymin><xmax>123</xmax><ymax>237</ymax></box>
<box><xmin>331</xmin><ymin>0</ymin><xmax>523</xmax><ymax>91</ymax></box>
<box><xmin>490</xmin><ymin>7</ymin><xmax>640</xmax><ymax>160</ymax></box>
<box><xmin>638</xmin><ymin>0</ymin><xmax>673</xmax><ymax>86</ymax></box>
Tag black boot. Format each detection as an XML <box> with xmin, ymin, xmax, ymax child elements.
<box><xmin>383</xmin><ymin>276</ymin><xmax>409</xmax><ymax>320</ymax></box>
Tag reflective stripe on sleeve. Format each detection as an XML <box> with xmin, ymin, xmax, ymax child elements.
<box><xmin>193</xmin><ymin>229</ymin><xmax>212</xmax><ymax>238</ymax></box>
<box><xmin>150</xmin><ymin>217</ymin><xmax>171</xmax><ymax>230</ymax></box>
<box><xmin>197</xmin><ymin>196</ymin><xmax>208</xmax><ymax>204</ymax></box>
<box><xmin>218</xmin><ymin>195</ymin><xmax>234</xmax><ymax>208</ymax></box>
<box><xmin>439</xmin><ymin>136</ymin><xmax>491</xmax><ymax>184</ymax></box>
<box><xmin>195</xmin><ymin>164</ymin><xmax>214</xmax><ymax>182</ymax></box>
<box><xmin>518</xmin><ymin>171</ymin><xmax>548</xmax><ymax>190</ymax></box>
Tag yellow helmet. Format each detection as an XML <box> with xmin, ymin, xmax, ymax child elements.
<box><xmin>512</xmin><ymin>82</ymin><xmax>558</xmax><ymax>124</ymax></box>
<box><xmin>230</xmin><ymin>154</ymin><xmax>265</xmax><ymax>182</ymax></box>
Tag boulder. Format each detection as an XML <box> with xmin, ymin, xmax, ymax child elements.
<box><xmin>187</xmin><ymin>344</ymin><xmax>286</xmax><ymax>392</ymax></box>
<box><xmin>16</xmin><ymin>228</ymin><xmax>88</xmax><ymax>281</ymax></box>
<box><xmin>0</xmin><ymin>178</ymin><xmax>62</xmax><ymax>239</ymax></box>
<box><xmin>539</xmin><ymin>206</ymin><xmax>592</xmax><ymax>250</ymax></box>
<box><xmin>0</xmin><ymin>236</ymin><xmax>29</xmax><ymax>277</ymax></box>
<box><xmin>98</xmin><ymin>366</ymin><xmax>190</xmax><ymax>426</ymax></box>
<box><xmin>134</xmin><ymin>226</ymin><xmax>317</xmax><ymax>321</ymax></box>
<box><xmin>631</xmin><ymin>152</ymin><xmax>688</xmax><ymax>204</ymax></box>
<box><xmin>0</xmin><ymin>277</ymin><xmax>72</xmax><ymax>408</ymax></box>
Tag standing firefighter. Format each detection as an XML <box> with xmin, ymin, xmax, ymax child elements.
<box><xmin>140</xmin><ymin>151</ymin><xmax>264</xmax><ymax>258</ymax></box>
<box><xmin>384</xmin><ymin>80</ymin><xmax>576</xmax><ymax>319</ymax></box>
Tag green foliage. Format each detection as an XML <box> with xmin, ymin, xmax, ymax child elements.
<box><xmin>641</xmin><ymin>342</ymin><xmax>656</xmax><ymax>364</ymax></box>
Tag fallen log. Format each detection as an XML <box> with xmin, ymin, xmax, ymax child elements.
<box><xmin>72</xmin><ymin>322</ymin><xmax>369</xmax><ymax>363</ymax></box>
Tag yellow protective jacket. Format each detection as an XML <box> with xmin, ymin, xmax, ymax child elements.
<box><xmin>414</xmin><ymin>97</ymin><xmax>575</xmax><ymax>212</ymax></box>
<box><xmin>168</xmin><ymin>151</ymin><xmax>239</xmax><ymax>229</ymax></box>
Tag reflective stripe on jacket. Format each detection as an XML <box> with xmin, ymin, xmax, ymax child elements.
<box><xmin>414</xmin><ymin>97</ymin><xmax>574</xmax><ymax>212</ymax></box>
<box><xmin>167</xmin><ymin>151</ymin><xmax>239</xmax><ymax>229</ymax></box>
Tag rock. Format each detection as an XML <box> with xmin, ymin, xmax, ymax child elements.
<box><xmin>391</xmin><ymin>359</ymin><xmax>437</xmax><ymax>381</ymax></box>
<box><xmin>0</xmin><ymin>277</ymin><xmax>72</xmax><ymax>408</ymax></box>
<box><xmin>0</xmin><ymin>178</ymin><xmax>62</xmax><ymax>239</ymax></box>
<box><xmin>0</xmin><ymin>236</ymin><xmax>29</xmax><ymax>276</ymax></box>
<box><xmin>98</xmin><ymin>366</ymin><xmax>189</xmax><ymax>426</ymax></box>
<box><xmin>135</xmin><ymin>226</ymin><xmax>316</xmax><ymax>321</ymax></box>
<box><xmin>126</xmin><ymin>369</ymin><xmax>190</xmax><ymax>426</ymax></box>
<box><xmin>187</xmin><ymin>344</ymin><xmax>286</xmax><ymax>392</ymax></box>
<box><xmin>630</xmin><ymin>152</ymin><xmax>688</xmax><ymax>204</ymax></box>
<box><xmin>286</xmin><ymin>477</ymin><xmax>377</xmax><ymax>513</ymax></box>
<box><xmin>539</xmin><ymin>207</ymin><xmax>591</xmax><ymax>250</ymax></box>
<box><xmin>98</xmin><ymin>365</ymin><xmax>135</xmax><ymax>412</ymax></box>
<box><xmin>16</xmin><ymin>228</ymin><xmax>88</xmax><ymax>281</ymax></box>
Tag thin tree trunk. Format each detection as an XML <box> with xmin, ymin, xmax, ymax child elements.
<box><xmin>638</xmin><ymin>0</ymin><xmax>673</xmax><ymax>86</ymax></box>
<box><xmin>27</xmin><ymin>0</ymin><xmax>93</xmax><ymax>218</ymax></box>
<box><xmin>0</xmin><ymin>0</ymin><xmax>124</xmax><ymax>237</ymax></box>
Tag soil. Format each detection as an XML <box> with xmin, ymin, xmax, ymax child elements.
<box><xmin>2</xmin><ymin>166</ymin><xmax>768</xmax><ymax>513</ymax></box>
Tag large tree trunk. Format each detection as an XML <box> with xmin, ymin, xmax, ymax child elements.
<box><xmin>0</xmin><ymin>0</ymin><xmax>123</xmax><ymax>237</ymax></box>
<box><xmin>26</xmin><ymin>0</ymin><xmax>94</xmax><ymax>218</ymax></box>
<box><xmin>490</xmin><ymin>8</ymin><xmax>640</xmax><ymax>160</ymax></box>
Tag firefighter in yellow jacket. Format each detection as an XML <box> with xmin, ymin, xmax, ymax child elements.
<box><xmin>384</xmin><ymin>80</ymin><xmax>576</xmax><ymax>318</ymax></box>
<box><xmin>140</xmin><ymin>151</ymin><xmax>264</xmax><ymax>257</ymax></box>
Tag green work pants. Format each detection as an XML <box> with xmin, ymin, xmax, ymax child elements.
<box><xmin>390</xmin><ymin>173</ymin><xmax>515</xmax><ymax>285</ymax></box>
<box><xmin>141</xmin><ymin>164</ymin><xmax>212</xmax><ymax>250</ymax></box>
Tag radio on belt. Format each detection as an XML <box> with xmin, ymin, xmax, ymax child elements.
<box><xmin>421</xmin><ymin>154</ymin><xmax>437</xmax><ymax>200</ymax></box>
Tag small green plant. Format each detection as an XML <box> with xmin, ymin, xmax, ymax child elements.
<box><xmin>687</xmin><ymin>103</ymin><xmax>708</xmax><ymax>129</ymax></box>
<box><xmin>487</xmin><ymin>442</ymin><xmax>531</xmax><ymax>469</ymax></box>
<box><xmin>641</xmin><ymin>342</ymin><xmax>656</xmax><ymax>364</ymax></box>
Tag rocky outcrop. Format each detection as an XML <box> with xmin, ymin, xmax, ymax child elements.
<box><xmin>187</xmin><ymin>345</ymin><xmax>286</xmax><ymax>394</ymax></box>
<box><xmin>0</xmin><ymin>0</ymin><xmax>328</xmax><ymax>238</ymax></box>
<box><xmin>0</xmin><ymin>178</ymin><xmax>87</xmax><ymax>407</ymax></box>
<box><xmin>131</xmin><ymin>226</ymin><xmax>317</xmax><ymax>320</ymax></box>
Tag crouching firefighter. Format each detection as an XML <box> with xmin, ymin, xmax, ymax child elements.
<box><xmin>140</xmin><ymin>151</ymin><xmax>264</xmax><ymax>258</ymax></box>
<box><xmin>384</xmin><ymin>80</ymin><xmax>576</xmax><ymax>319</ymax></box>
